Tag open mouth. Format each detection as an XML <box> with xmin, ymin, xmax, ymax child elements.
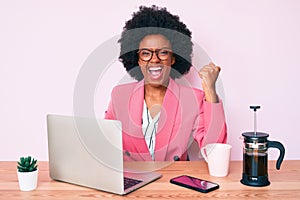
<box><xmin>147</xmin><ymin>66</ymin><xmax>163</xmax><ymax>80</ymax></box>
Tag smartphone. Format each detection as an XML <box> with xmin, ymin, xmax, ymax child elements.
<box><xmin>170</xmin><ymin>175</ymin><xmax>219</xmax><ymax>193</ymax></box>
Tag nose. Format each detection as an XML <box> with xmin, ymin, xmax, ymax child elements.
<box><xmin>150</xmin><ymin>52</ymin><xmax>160</xmax><ymax>63</ymax></box>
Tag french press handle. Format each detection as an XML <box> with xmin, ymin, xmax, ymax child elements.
<box><xmin>267</xmin><ymin>140</ymin><xmax>285</xmax><ymax>170</ymax></box>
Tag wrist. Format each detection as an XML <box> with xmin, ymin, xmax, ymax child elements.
<box><xmin>203</xmin><ymin>88</ymin><xmax>219</xmax><ymax>103</ymax></box>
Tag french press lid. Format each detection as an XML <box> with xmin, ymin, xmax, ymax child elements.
<box><xmin>242</xmin><ymin>132</ymin><xmax>269</xmax><ymax>143</ymax></box>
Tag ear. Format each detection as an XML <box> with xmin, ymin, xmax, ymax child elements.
<box><xmin>171</xmin><ymin>56</ymin><xmax>175</xmax><ymax>65</ymax></box>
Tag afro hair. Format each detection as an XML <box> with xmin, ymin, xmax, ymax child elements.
<box><xmin>118</xmin><ymin>5</ymin><xmax>193</xmax><ymax>81</ymax></box>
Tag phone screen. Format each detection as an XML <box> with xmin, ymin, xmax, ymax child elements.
<box><xmin>170</xmin><ymin>175</ymin><xmax>219</xmax><ymax>193</ymax></box>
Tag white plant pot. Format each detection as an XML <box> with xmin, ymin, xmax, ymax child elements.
<box><xmin>17</xmin><ymin>169</ymin><xmax>38</xmax><ymax>191</ymax></box>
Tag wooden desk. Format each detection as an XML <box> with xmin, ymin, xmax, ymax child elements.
<box><xmin>1</xmin><ymin>160</ymin><xmax>299</xmax><ymax>199</ymax></box>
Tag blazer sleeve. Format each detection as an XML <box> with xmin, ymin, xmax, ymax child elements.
<box><xmin>104</xmin><ymin>87</ymin><xmax>116</xmax><ymax>120</ymax></box>
<box><xmin>193</xmin><ymin>96</ymin><xmax>227</xmax><ymax>148</ymax></box>
<box><xmin>104</xmin><ymin>99</ymin><xmax>115</xmax><ymax>120</ymax></box>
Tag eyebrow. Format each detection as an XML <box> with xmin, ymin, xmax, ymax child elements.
<box><xmin>139</xmin><ymin>47</ymin><xmax>172</xmax><ymax>51</ymax></box>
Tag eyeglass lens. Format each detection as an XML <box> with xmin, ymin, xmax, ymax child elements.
<box><xmin>138</xmin><ymin>49</ymin><xmax>171</xmax><ymax>61</ymax></box>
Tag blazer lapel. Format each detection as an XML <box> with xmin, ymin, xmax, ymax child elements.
<box><xmin>125</xmin><ymin>80</ymin><xmax>152</xmax><ymax>161</ymax></box>
<box><xmin>155</xmin><ymin>78</ymin><xmax>180</xmax><ymax>161</ymax></box>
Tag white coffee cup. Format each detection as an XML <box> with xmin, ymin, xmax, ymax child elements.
<box><xmin>201</xmin><ymin>143</ymin><xmax>232</xmax><ymax>177</ymax></box>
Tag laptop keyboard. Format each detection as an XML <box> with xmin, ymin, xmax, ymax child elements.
<box><xmin>124</xmin><ymin>177</ymin><xmax>142</xmax><ymax>190</ymax></box>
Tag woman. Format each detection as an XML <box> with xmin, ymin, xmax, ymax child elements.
<box><xmin>105</xmin><ymin>5</ymin><xmax>227</xmax><ymax>161</ymax></box>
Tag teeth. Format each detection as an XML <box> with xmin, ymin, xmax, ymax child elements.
<box><xmin>148</xmin><ymin>67</ymin><xmax>162</xmax><ymax>72</ymax></box>
<box><xmin>148</xmin><ymin>66</ymin><xmax>162</xmax><ymax>78</ymax></box>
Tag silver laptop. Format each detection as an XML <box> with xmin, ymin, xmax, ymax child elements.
<box><xmin>47</xmin><ymin>114</ymin><xmax>161</xmax><ymax>195</ymax></box>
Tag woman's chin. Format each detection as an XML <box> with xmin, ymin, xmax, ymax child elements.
<box><xmin>145</xmin><ymin>77</ymin><xmax>169</xmax><ymax>87</ymax></box>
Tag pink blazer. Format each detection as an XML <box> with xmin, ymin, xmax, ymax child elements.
<box><xmin>104</xmin><ymin>78</ymin><xmax>227</xmax><ymax>161</ymax></box>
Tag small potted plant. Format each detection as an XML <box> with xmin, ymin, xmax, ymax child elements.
<box><xmin>17</xmin><ymin>156</ymin><xmax>38</xmax><ymax>191</ymax></box>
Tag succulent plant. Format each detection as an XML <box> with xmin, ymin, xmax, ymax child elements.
<box><xmin>17</xmin><ymin>156</ymin><xmax>38</xmax><ymax>172</ymax></box>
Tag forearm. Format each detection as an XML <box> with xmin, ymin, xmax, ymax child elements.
<box><xmin>203</xmin><ymin>100</ymin><xmax>227</xmax><ymax>144</ymax></box>
<box><xmin>203</xmin><ymin>87</ymin><xmax>219</xmax><ymax>103</ymax></box>
<box><xmin>193</xmin><ymin>100</ymin><xmax>227</xmax><ymax>148</ymax></box>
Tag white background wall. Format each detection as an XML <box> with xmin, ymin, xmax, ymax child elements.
<box><xmin>1</xmin><ymin>0</ymin><xmax>299</xmax><ymax>161</ymax></box>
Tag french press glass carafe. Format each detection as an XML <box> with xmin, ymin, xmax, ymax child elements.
<box><xmin>240</xmin><ymin>106</ymin><xmax>285</xmax><ymax>187</ymax></box>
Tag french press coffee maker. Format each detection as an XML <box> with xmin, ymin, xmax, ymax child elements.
<box><xmin>240</xmin><ymin>106</ymin><xmax>285</xmax><ymax>187</ymax></box>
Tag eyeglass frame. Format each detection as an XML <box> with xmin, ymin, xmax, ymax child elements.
<box><xmin>137</xmin><ymin>48</ymin><xmax>173</xmax><ymax>62</ymax></box>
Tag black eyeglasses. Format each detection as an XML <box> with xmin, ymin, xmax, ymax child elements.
<box><xmin>137</xmin><ymin>48</ymin><xmax>173</xmax><ymax>62</ymax></box>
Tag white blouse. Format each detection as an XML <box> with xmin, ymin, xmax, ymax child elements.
<box><xmin>142</xmin><ymin>101</ymin><xmax>160</xmax><ymax>160</ymax></box>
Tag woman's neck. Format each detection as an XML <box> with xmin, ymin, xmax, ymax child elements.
<box><xmin>144</xmin><ymin>84</ymin><xmax>167</xmax><ymax>99</ymax></box>
<box><xmin>144</xmin><ymin>84</ymin><xmax>167</xmax><ymax>118</ymax></box>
